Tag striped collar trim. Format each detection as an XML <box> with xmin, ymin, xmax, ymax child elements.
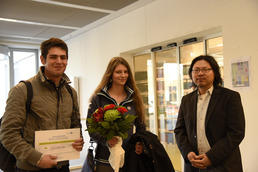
<box><xmin>102</xmin><ymin>85</ymin><xmax>134</xmax><ymax>96</ymax></box>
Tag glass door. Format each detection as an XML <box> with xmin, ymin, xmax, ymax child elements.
<box><xmin>155</xmin><ymin>48</ymin><xmax>182</xmax><ymax>171</ymax></box>
<box><xmin>133</xmin><ymin>53</ymin><xmax>156</xmax><ymax>133</ymax></box>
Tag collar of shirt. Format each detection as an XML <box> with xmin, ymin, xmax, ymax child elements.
<box><xmin>198</xmin><ymin>85</ymin><xmax>214</xmax><ymax>96</ymax></box>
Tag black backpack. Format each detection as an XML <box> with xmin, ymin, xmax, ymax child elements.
<box><xmin>0</xmin><ymin>81</ymin><xmax>74</xmax><ymax>172</ymax></box>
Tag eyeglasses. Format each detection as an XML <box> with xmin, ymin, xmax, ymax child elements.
<box><xmin>192</xmin><ymin>68</ymin><xmax>212</xmax><ymax>74</ymax></box>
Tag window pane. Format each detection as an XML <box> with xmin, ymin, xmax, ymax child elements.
<box><xmin>0</xmin><ymin>53</ymin><xmax>10</xmax><ymax>117</ymax></box>
<box><xmin>155</xmin><ymin>49</ymin><xmax>181</xmax><ymax>172</ymax></box>
<box><xmin>207</xmin><ymin>37</ymin><xmax>224</xmax><ymax>79</ymax></box>
<box><xmin>180</xmin><ymin>42</ymin><xmax>204</xmax><ymax>95</ymax></box>
<box><xmin>180</xmin><ymin>42</ymin><xmax>204</xmax><ymax>64</ymax></box>
<box><xmin>13</xmin><ymin>51</ymin><xmax>36</xmax><ymax>85</ymax></box>
<box><xmin>207</xmin><ymin>37</ymin><xmax>223</xmax><ymax>57</ymax></box>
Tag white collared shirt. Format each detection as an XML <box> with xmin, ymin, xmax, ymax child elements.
<box><xmin>197</xmin><ymin>86</ymin><xmax>213</xmax><ymax>154</ymax></box>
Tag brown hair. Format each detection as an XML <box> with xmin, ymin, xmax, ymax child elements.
<box><xmin>40</xmin><ymin>37</ymin><xmax>68</xmax><ymax>59</ymax></box>
<box><xmin>91</xmin><ymin>57</ymin><xmax>145</xmax><ymax>123</ymax></box>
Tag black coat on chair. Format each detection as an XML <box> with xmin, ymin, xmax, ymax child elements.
<box><xmin>123</xmin><ymin>130</ymin><xmax>175</xmax><ymax>172</ymax></box>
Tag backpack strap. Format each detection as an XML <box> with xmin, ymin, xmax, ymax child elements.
<box><xmin>19</xmin><ymin>81</ymin><xmax>33</xmax><ymax>128</ymax></box>
<box><xmin>20</xmin><ymin>81</ymin><xmax>33</xmax><ymax>114</ymax></box>
<box><xmin>65</xmin><ymin>83</ymin><xmax>81</xmax><ymax>129</ymax></box>
<box><xmin>65</xmin><ymin>83</ymin><xmax>74</xmax><ymax>108</ymax></box>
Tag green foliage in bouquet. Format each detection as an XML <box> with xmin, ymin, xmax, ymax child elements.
<box><xmin>87</xmin><ymin>104</ymin><xmax>137</xmax><ymax>140</ymax></box>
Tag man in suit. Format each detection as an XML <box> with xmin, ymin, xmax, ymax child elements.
<box><xmin>174</xmin><ymin>55</ymin><xmax>245</xmax><ymax>172</ymax></box>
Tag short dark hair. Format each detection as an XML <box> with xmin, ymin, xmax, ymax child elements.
<box><xmin>40</xmin><ymin>38</ymin><xmax>68</xmax><ymax>59</ymax></box>
<box><xmin>188</xmin><ymin>55</ymin><xmax>223</xmax><ymax>87</ymax></box>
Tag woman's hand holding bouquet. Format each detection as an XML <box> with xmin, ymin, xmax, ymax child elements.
<box><xmin>87</xmin><ymin>104</ymin><xmax>136</xmax><ymax>172</ymax></box>
<box><xmin>87</xmin><ymin>104</ymin><xmax>136</xmax><ymax>140</ymax></box>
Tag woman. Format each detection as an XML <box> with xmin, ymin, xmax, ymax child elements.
<box><xmin>86</xmin><ymin>57</ymin><xmax>146</xmax><ymax>172</ymax></box>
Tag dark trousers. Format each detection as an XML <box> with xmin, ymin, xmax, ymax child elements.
<box><xmin>199</xmin><ymin>170</ymin><xmax>209</xmax><ymax>172</ymax></box>
<box><xmin>95</xmin><ymin>161</ymin><xmax>125</xmax><ymax>172</ymax></box>
<box><xmin>95</xmin><ymin>162</ymin><xmax>113</xmax><ymax>172</ymax></box>
<box><xmin>199</xmin><ymin>167</ymin><xmax>222</xmax><ymax>172</ymax></box>
<box><xmin>16</xmin><ymin>165</ymin><xmax>70</xmax><ymax>172</ymax></box>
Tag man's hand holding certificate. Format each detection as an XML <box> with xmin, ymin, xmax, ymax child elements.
<box><xmin>35</xmin><ymin>128</ymin><xmax>82</xmax><ymax>162</ymax></box>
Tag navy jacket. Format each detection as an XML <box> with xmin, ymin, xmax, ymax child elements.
<box><xmin>86</xmin><ymin>86</ymin><xmax>145</xmax><ymax>164</ymax></box>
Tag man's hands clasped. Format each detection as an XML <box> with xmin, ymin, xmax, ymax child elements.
<box><xmin>187</xmin><ymin>152</ymin><xmax>212</xmax><ymax>169</ymax></box>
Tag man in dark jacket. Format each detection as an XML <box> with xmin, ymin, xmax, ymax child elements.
<box><xmin>175</xmin><ymin>55</ymin><xmax>245</xmax><ymax>172</ymax></box>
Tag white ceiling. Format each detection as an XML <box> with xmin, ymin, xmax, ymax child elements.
<box><xmin>0</xmin><ymin>0</ymin><xmax>153</xmax><ymax>45</ymax></box>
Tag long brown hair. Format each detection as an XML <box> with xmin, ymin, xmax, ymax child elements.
<box><xmin>91</xmin><ymin>57</ymin><xmax>145</xmax><ymax>123</ymax></box>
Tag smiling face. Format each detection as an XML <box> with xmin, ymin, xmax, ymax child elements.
<box><xmin>40</xmin><ymin>47</ymin><xmax>67</xmax><ymax>83</ymax></box>
<box><xmin>192</xmin><ymin>59</ymin><xmax>214</xmax><ymax>92</ymax></box>
<box><xmin>112</xmin><ymin>64</ymin><xmax>128</xmax><ymax>87</ymax></box>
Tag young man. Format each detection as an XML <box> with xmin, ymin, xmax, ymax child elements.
<box><xmin>175</xmin><ymin>55</ymin><xmax>245</xmax><ymax>172</ymax></box>
<box><xmin>0</xmin><ymin>38</ymin><xmax>84</xmax><ymax>171</ymax></box>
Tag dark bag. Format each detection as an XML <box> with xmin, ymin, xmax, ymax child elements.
<box><xmin>0</xmin><ymin>81</ymin><xmax>32</xmax><ymax>172</ymax></box>
<box><xmin>0</xmin><ymin>118</ymin><xmax>16</xmax><ymax>172</ymax></box>
<box><xmin>82</xmin><ymin>140</ymin><xmax>95</xmax><ymax>172</ymax></box>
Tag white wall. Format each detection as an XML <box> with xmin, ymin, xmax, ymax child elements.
<box><xmin>65</xmin><ymin>0</ymin><xmax>258</xmax><ymax>171</ymax></box>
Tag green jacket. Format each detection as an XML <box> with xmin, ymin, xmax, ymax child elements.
<box><xmin>0</xmin><ymin>67</ymin><xmax>82</xmax><ymax>170</ymax></box>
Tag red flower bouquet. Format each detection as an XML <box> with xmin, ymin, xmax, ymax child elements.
<box><xmin>87</xmin><ymin>104</ymin><xmax>137</xmax><ymax>140</ymax></box>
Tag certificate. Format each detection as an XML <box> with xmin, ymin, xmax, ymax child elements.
<box><xmin>35</xmin><ymin>128</ymin><xmax>80</xmax><ymax>161</ymax></box>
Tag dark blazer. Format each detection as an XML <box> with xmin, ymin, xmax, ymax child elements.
<box><xmin>174</xmin><ymin>86</ymin><xmax>245</xmax><ymax>172</ymax></box>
